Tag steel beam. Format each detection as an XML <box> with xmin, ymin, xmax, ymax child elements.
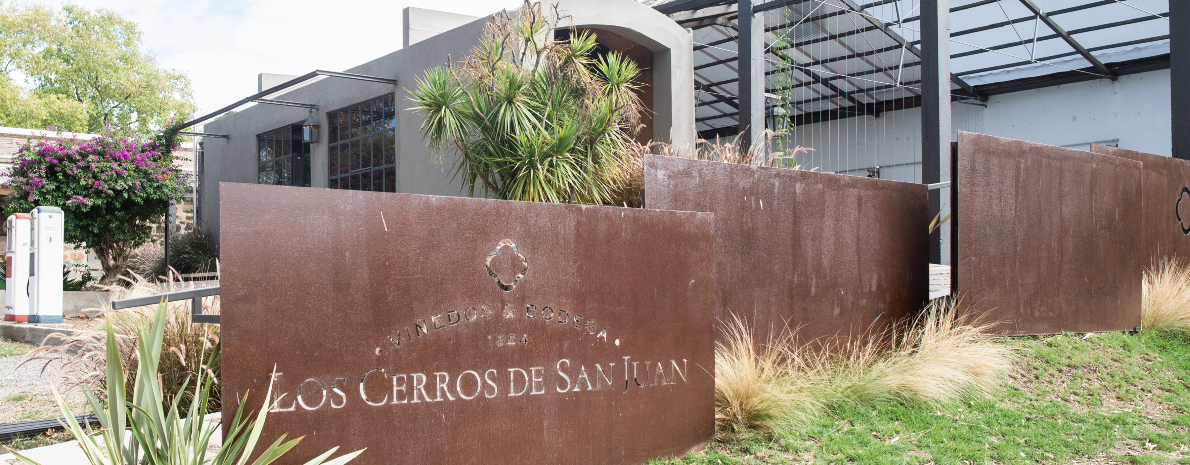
<box><xmin>1017</xmin><ymin>0</ymin><xmax>1115</xmax><ymax>79</ymax></box>
<box><xmin>656</xmin><ymin>0</ymin><xmax>732</xmax><ymax>15</ymax></box>
<box><xmin>1175</xmin><ymin>0</ymin><xmax>1189</xmax><ymax>160</ymax></box>
<box><xmin>738</xmin><ymin>0</ymin><xmax>766</xmax><ymax>152</ymax></box>
<box><xmin>921</xmin><ymin>0</ymin><xmax>949</xmax><ymax>264</ymax></box>
<box><xmin>250</xmin><ymin>98</ymin><xmax>318</xmax><ymax>109</ymax></box>
<box><xmin>956</xmin><ymin>35</ymin><xmax>1168</xmax><ymax>77</ymax></box>
<box><xmin>179</xmin><ymin>131</ymin><xmax>228</xmax><ymax>139</ymax></box>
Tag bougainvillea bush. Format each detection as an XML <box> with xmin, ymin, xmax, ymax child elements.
<box><xmin>2</xmin><ymin>128</ymin><xmax>190</xmax><ymax>286</ymax></box>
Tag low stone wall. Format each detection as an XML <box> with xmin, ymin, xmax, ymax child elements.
<box><xmin>0</xmin><ymin>322</ymin><xmax>83</xmax><ymax>346</ymax></box>
<box><xmin>0</xmin><ymin>291</ymin><xmax>109</xmax><ymax>317</ymax></box>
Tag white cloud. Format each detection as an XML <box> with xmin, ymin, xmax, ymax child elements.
<box><xmin>49</xmin><ymin>0</ymin><xmax>523</xmax><ymax>115</ymax></box>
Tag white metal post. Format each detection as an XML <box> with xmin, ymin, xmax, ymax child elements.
<box><xmin>29</xmin><ymin>206</ymin><xmax>64</xmax><ymax>324</ymax></box>
<box><xmin>4</xmin><ymin>213</ymin><xmax>31</xmax><ymax>322</ymax></box>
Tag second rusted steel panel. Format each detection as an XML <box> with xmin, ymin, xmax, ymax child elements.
<box><xmin>219</xmin><ymin>183</ymin><xmax>715</xmax><ymax>465</ymax></box>
<box><xmin>954</xmin><ymin>132</ymin><xmax>1143</xmax><ymax>334</ymax></box>
<box><xmin>1090</xmin><ymin>144</ymin><xmax>1190</xmax><ymax>266</ymax></box>
<box><xmin>643</xmin><ymin>155</ymin><xmax>929</xmax><ymax>343</ymax></box>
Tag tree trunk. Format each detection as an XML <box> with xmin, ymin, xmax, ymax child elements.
<box><xmin>94</xmin><ymin>242</ymin><xmax>132</xmax><ymax>287</ymax></box>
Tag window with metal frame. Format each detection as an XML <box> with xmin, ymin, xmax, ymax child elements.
<box><xmin>256</xmin><ymin>125</ymin><xmax>311</xmax><ymax>187</ymax></box>
<box><xmin>327</xmin><ymin>94</ymin><xmax>397</xmax><ymax>192</ymax></box>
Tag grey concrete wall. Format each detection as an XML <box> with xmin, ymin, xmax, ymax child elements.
<box><xmin>201</xmin><ymin>0</ymin><xmax>695</xmax><ymax>243</ymax></box>
<box><xmin>403</xmin><ymin>7</ymin><xmax>480</xmax><ymax>47</ymax></box>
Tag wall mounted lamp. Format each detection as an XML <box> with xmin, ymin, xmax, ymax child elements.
<box><xmin>302</xmin><ymin>110</ymin><xmax>320</xmax><ymax>143</ymax></box>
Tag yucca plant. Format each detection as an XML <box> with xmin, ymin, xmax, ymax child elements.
<box><xmin>410</xmin><ymin>0</ymin><xmax>644</xmax><ymax>205</ymax></box>
<box><xmin>5</xmin><ymin>304</ymin><xmax>364</xmax><ymax>465</ymax></box>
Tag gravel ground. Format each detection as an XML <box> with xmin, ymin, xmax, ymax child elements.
<box><xmin>0</xmin><ymin>347</ymin><xmax>89</xmax><ymax>425</ymax></box>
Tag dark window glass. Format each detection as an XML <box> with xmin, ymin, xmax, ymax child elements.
<box><xmin>256</xmin><ymin>124</ymin><xmax>311</xmax><ymax>187</ymax></box>
<box><xmin>326</xmin><ymin>93</ymin><xmax>397</xmax><ymax>192</ymax></box>
<box><xmin>328</xmin><ymin>145</ymin><xmax>339</xmax><ymax>176</ymax></box>
<box><xmin>360</xmin><ymin>135</ymin><xmax>372</xmax><ymax>169</ymax></box>
<box><xmin>383</xmin><ymin>132</ymin><xmax>396</xmax><ymax>166</ymax></box>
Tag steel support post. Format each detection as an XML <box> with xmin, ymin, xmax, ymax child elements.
<box><xmin>1174</xmin><ymin>0</ymin><xmax>1189</xmax><ymax>160</ymax></box>
<box><xmin>922</xmin><ymin>0</ymin><xmax>950</xmax><ymax>264</ymax></box>
<box><xmin>738</xmin><ymin>0</ymin><xmax>766</xmax><ymax>157</ymax></box>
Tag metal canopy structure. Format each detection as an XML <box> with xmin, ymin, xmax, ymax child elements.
<box><xmin>654</xmin><ymin>0</ymin><xmax>1171</xmax><ymax>137</ymax></box>
<box><xmin>177</xmin><ymin>70</ymin><xmax>398</xmax><ymax>136</ymax></box>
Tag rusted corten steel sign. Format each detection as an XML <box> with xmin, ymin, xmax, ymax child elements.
<box><xmin>1090</xmin><ymin>144</ymin><xmax>1190</xmax><ymax>266</ymax></box>
<box><xmin>219</xmin><ymin>183</ymin><xmax>715</xmax><ymax>465</ymax></box>
<box><xmin>952</xmin><ymin>132</ymin><xmax>1143</xmax><ymax>334</ymax></box>
<box><xmin>643</xmin><ymin>155</ymin><xmax>928</xmax><ymax>344</ymax></box>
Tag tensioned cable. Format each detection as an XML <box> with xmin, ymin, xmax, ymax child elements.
<box><xmin>995</xmin><ymin>0</ymin><xmax>1033</xmax><ymax>57</ymax></box>
<box><xmin>1114</xmin><ymin>0</ymin><xmax>1168</xmax><ymax>21</ymax></box>
<box><xmin>767</xmin><ymin>0</ymin><xmax>830</xmax><ymax>53</ymax></box>
<box><xmin>880</xmin><ymin>23</ymin><xmax>1106</xmax><ymax>78</ymax></box>
<box><xmin>691</xmin><ymin>41</ymin><xmax>924</xmax><ymax>90</ymax></box>
<box><xmin>809</xmin><ymin>0</ymin><xmax>1140</xmax><ymax>79</ymax></box>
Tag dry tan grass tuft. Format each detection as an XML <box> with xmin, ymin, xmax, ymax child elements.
<box><xmin>606</xmin><ymin>129</ymin><xmax>814</xmax><ymax>208</ymax></box>
<box><xmin>714</xmin><ymin>300</ymin><xmax>1014</xmax><ymax>436</ymax></box>
<box><xmin>1142</xmin><ymin>258</ymin><xmax>1190</xmax><ymax>332</ymax></box>
<box><xmin>866</xmin><ymin>299</ymin><xmax>1015</xmax><ymax>404</ymax></box>
<box><xmin>713</xmin><ymin>315</ymin><xmax>823</xmax><ymax>436</ymax></box>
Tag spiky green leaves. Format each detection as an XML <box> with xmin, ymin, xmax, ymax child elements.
<box><xmin>409</xmin><ymin>0</ymin><xmax>643</xmax><ymax>205</ymax></box>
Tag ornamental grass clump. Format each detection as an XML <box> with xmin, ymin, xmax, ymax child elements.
<box><xmin>5</xmin><ymin>304</ymin><xmax>363</xmax><ymax>465</ymax></box>
<box><xmin>856</xmin><ymin>299</ymin><xmax>1014</xmax><ymax>405</ymax></box>
<box><xmin>1142</xmin><ymin>257</ymin><xmax>1190</xmax><ymax>332</ymax></box>
<box><xmin>1</xmin><ymin>127</ymin><xmax>190</xmax><ymax>286</ymax></box>
<box><xmin>410</xmin><ymin>1</ymin><xmax>644</xmax><ymax>205</ymax></box>
<box><xmin>22</xmin><ymin>271</ymin><xmax>222</xmax><ymax>412</ymax></box>
<box><xmin>714</xmin><ymin>300</ymin><xmax>1013</xmax><ymax>437</ymax></box>
<box><xmin>714</xmin><ymin>315</ymin><xmax>826</xmax><ymax>436</ymax></box>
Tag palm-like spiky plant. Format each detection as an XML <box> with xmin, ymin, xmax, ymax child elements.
<box><xmin>410</xmin><ymin>0</ymin><xmax>644</xmax><ymax>205</ymax></box>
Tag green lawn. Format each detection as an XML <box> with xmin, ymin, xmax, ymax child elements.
<box><xmin>656</xmin><ymin>331</ymin><xmax>1190</xmax><ymax>464</ymax></box>
<box><xmin>0</xmin><ymin>338</ymin><xmax>32</xmax><ymax>358</ymax></box>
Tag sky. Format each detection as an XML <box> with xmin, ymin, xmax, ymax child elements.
<box><xmin>45</xmin><ymin>0</ymin><xmax>526</xmax><ymax>117</ymax></box>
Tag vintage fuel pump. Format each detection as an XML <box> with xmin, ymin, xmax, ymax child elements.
<box><xmin>4</xmin><ymin>213</ymin><xmax>31</xmax><ymax>321</ymax></box>
<box><xmin>29</xmin><ymin>206</ymin><xmax>64</xmax><ymax>324</ymax></box>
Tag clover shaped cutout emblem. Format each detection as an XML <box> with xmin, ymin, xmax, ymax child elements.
<box><xmin>1178</xmin><ymin>187</ymin><xmax>1190</xmax><ymax>236</ymax></box>
<box><xmin>486</xmin><ymin>239</ymin><xmax>528</xmax><ymax>291</ymax></box>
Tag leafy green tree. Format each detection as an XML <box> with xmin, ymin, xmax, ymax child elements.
<box><xmin>410</xmin><ymin>0</ymin><xmax>644</xmax><ymax>205</ymax></box>
<box><xmin>2</xmin><ymin>129</ymin><xmax>189</xmax><ymax>286</ymax></box>
<box><xmin>0</xmin><ymin>2</ymin><xmax>194</xmax><ymax>135</ymax></box>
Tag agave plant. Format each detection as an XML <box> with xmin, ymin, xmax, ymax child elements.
<box><xmin>410</xmin><ymin>0</ymin><xmax>644</xmax><ymax>205</ymax></box>
<box><xmin>5</xmin><ymin>304</ymin><xmax>364</xmax><ymax>465</ymax></box>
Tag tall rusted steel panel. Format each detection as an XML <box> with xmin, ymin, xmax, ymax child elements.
<box><xmin>953</xmin><ymin>132</ymin><xmax>1143</xmax><ymax>334</ymax></box>
<box><xmin>1090</xmin><ymin>144</ymin><xmax>1190</xmax><ymax>266</ymax></box>
<box><xmin>643</xmin><ymin>155</ymin><xmax>929</xmax><ymax>344</ymax></box>
<box><xmin>219</xmin><ymin>183</ymin><xmax>715</xmax><ymax>465</ymax></box>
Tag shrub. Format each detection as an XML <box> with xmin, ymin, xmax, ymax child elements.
<box><xmin>151</xmin><ymin>228</ymin><xmax>218</xmax><ymax>279</ymax></box>
<box><xmin>6</xmin><ymin>305</ymin><xmax>363</xmax><ymax>465</ymax></box>
<box><xmin>1</xmin><ymin>127</ymin><xmax>191</xmax><ymax>286</ymax></box>
<box><xmin>1142</xmin><ymin>258</ymin><xmax>1190</xmax><ymax>332</ymax></box>
<box><xmin>410</xmin><ymin>0</ymin><xmax>645</xmax><ymax>205</ymax></box>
